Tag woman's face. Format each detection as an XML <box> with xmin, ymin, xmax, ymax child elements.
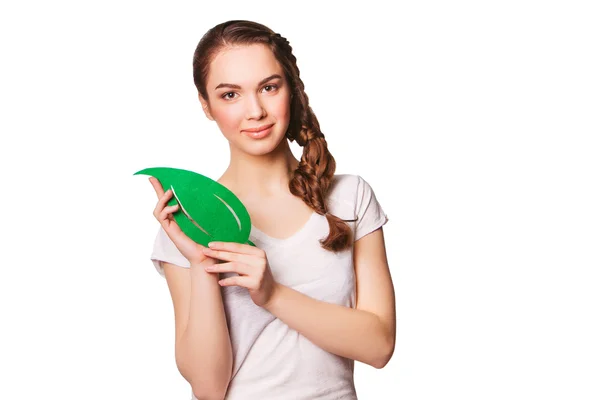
<box><xmin>200</xmin><ymin>43</ymin><xmax>292</xmax><ymax>156</ymax></box>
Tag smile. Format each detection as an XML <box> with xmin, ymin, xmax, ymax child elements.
<box><xmin>241</xmin><ymin>124</ymin><xmax>274</xmax><ymax>139</ymax></box>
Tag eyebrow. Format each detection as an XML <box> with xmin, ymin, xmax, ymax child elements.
<box><xmin>214</xmin><ymin>74</ymin><xmax>283</xmax><ymax>91</ymax></box>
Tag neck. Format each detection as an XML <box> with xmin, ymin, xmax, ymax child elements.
<box><xmin>220</xmin><ymin>139</ymin><xmax>300</xmax><ymax>199</ymax></box>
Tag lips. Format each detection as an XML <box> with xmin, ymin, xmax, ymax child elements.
<box><xmin>241</xmin><ymin>123</ymin><xmax>274</xmax><ymax>139</ymax></box>
<box><xmin>242</xmin><ymin>123</ymin><xmax>274</xmax><ymax>133</ymax></box>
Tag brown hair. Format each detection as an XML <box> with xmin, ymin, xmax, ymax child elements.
<box><xmin>192</xmin><ymin>20</ymin><xmax>355</xmax><ymax>252</ymax></box>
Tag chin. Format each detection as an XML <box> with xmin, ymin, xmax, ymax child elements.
<box><xmin>241</xmin><ymin>137</ymin><xmax>287</xmax><ymax>156</ymax></box>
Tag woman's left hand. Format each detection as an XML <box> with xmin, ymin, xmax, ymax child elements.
<box><xmin>202</xmin><ymin>242</ymin><xmax>280</xmax><ymax>309</ymax></box>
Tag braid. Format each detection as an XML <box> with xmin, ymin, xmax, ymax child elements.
<box><xmin>270</xmin><ymin>32</ymin><xmax>354</xmax><ymax>252</ymax></box>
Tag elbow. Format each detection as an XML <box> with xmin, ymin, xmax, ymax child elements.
<box><xmin>372</xmin><ymin>333</ymin><xmax>395</xmax><ymax>369</ymax></box>
<box><xmin>192</xmin><ymin>388</ymin><xmax>227</xmax><ymax>400</ymax></box>
<box><xmin>191</xmin><ymin>377</ymin><xmax>230</xmax><ymax>400</ymax></box>
<box><xmin>373</xmin><ymin>352</ymin><xmax>393</xmax><ymax>369</ymax></box>
<box><xmin>189</xmin><ymin>373</ymin><xmax>231</xmax><ymax>400</ymax></box>
<box><xmin>177</xmin><ymin>360</ymin><xmax>230</xmax><ymax>400</ymax></box>
<box><xmin>176</xmin><ymin>345</ymin><xmax>232</xmax><ymax>399</ymax></box>
<box><xmin>188</xmin><ymin>361</ymin><xmax>231</xmax><ymax>400</ymax></box>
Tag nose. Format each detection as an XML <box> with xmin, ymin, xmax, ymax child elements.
<box><xmin>246</xmin><ymin>95</ymin><xmax>267</xmax><ymax>120</ymax></box>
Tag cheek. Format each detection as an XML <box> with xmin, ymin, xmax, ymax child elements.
<box><xmin>271</xmin><ymin>96</ymin><xmax>291</xmax><ymax>124</ymax></box>
<box><xmin>211</xmin><ymin>104</ymin><xmax>245</xmax><ymax>133</ymax></box>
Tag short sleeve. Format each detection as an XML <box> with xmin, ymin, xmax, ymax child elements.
<box><xmin>354</xmin><ymin>175</ymin><xmax>389</xmax><ymax>241</ymax></box>
<box><xmin>150</xmin><ymin>226</ymin><xmax>191</xmax><ymax>278</ymax></box>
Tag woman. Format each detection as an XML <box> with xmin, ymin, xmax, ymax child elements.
<box><xmin>149</xmin><ymin>20</ymin><xmax>396</xmax><ymax>400</ymax></box>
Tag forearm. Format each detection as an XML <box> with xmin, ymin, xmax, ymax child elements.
<box><xmin>178</xmin><ymin>258</ymin><xmax>232</xmax><ymax>398</ymax></box>
<box><xmin>264</xmin><ymin>283</ymin><xmax>393</xmax><ymax>368</ymax></box>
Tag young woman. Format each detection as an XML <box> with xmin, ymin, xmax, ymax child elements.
<box><xmin>149</xmin><ymin>20</ymin><xmax>396</xmax><ymax>400</ymax></box>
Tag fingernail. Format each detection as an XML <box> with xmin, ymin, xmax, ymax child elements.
<box><xmin>208</xmin><ymin>242</ymin><xmax>217</xmax><ymax>248</ymax></box>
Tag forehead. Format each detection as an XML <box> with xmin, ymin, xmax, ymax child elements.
<box><xmin>207</xmin><ymin>44</ymin><xmax>283</xmax><ymax>88</ymax></box>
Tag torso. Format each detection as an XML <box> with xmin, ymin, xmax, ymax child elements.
<box><xmin>180</xmin><ymin>174</ymin><xmax>374</xmax><ymax>399</ymax></box>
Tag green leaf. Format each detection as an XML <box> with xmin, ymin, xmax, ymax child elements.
<box><xmin>134</xmin><ymin>167</ymin><xmax>255</xmax><ymax>247</ymax></box>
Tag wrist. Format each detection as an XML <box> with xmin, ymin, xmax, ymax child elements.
<box><xmin>264</xmin><ymin>282</ymin><xmax>283</xmax><ymax>312</ymax></box>
<box><xmin>190</xmin><ymin>256</ymin><xmax>217</xmax><ymax>268</ymax></box>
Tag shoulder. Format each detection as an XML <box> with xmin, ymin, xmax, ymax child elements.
<box><xmin>327</xmin><ymin>173</ymin><xmax>373</xmax><ymax>202</ymax></box>
<box><xmin>326</xmin><ymin>174</ymin><xmax>368</xmax><ymax>218</ymax></box>
<box><xmin>327</xmin><ymin>173</ymin><xmax>359</xmax><ymax>201</ymax></box>
<box><xmin>327</xmin><ymin>173</ymin><xmax>388</xmax><ymax>238</ymax></box>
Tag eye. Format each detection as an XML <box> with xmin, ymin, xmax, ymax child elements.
<box><xmin>221</xmin><ymin>92</ymin><xmax>238</xmax><ymax>100</ymax></box>
<box><xmin>263</xmin><ymin>84</ymin><xmax>279</xmax><ymax>92</ymax></box>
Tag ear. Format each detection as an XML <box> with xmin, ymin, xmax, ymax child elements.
<box><xmin>198</xmin><ymin>93</ymin><xmax>215</xmax><ymax>121</ymax></box>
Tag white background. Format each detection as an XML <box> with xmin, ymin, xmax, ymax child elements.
<box><xmin>1</xmin><ymin>0</ymin><xmax>599</xmax><ymax>399</ymax></box>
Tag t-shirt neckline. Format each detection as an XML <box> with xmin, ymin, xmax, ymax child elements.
<box><xmin>250</xmin><ymin>211</ymin><xmax>319</xmax><ymax>245</ymax></box>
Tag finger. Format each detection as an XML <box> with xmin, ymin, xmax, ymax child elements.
<box><xmin>149</xmin><ymin>177</ymin><xmax>164</xmax><ymax>197</ymax></box>
<box><xmin>204</xmin><ymin>262</ymin><xmax>249</xmax><ymax>275</ymax></box>
<box><xmin>218</xmin><ymin>275</ymin><xmax>253</xmax><ymax>288</ymax></box>
<box><xmin>202</xmin><ymin>248</ymin><xmax>255</xmax><ymax>264</ymax></box>
<box><xmin>207</xmin><ymin>241</ymin><xmax>264</xmax><ymax>257</ymax></box>
<box><xmin>153</xmin><ymin>189</ymin><xmax>174</xmax><ymax>218</ymax></box>
<box><xmin>159</xmin><ymin>204</ymin><xmax>179</xmax><ymax>221</ymax></box>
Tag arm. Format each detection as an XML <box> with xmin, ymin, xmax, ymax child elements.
<box><xmin>264</xmin><ymin>228</ymin><xmax>396</xmax><ymax>368</ymax></box>
<box><xmin>163</xmin><ymin>257</ymin><xmax>232</xmax><ymax>399</ymax></box>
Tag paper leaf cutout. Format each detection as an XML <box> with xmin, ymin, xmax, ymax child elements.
<box><xmin>134</xmin><ymin>167</ymin><xmax>255</xmax><ymax>247</ymax></box>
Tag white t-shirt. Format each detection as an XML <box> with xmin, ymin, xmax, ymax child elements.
<box><xmin>150</xmin><ymin>174</ymin><xmax>388</xmax><ymax>400</ymax></box>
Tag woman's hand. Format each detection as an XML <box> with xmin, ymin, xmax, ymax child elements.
<box><xmin>150</xmin><ymin>177</ymin><xmax>207</xmax><ymax>265</ymax></box>
<box><xmin>202</xmin><ymin>242</ymin><xmax>280</xmax><ymax>309</ymax></box>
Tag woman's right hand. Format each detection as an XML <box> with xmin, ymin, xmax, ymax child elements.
<box><xmin>150</xmin><ymin>177</ymin><xmax>208</xmax><ymax>265</ymax></box>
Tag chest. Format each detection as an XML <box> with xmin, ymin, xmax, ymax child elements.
<box><xmin>257</xmin><ymin>215</ymin><xmax>357</xmax><ymax>306</ymax></box>
<box><xmin>245</xmin><ymin>193</ymin><xmax>315</xmax><ymax>240</ymax></box>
